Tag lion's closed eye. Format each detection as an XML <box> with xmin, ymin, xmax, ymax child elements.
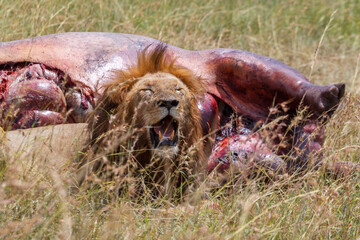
<box><xmin>175</xmin><ymin>87</ymin><xmax>184</xmax><ymax>96</ymax></box>
<box><xmin>140</xmin><ymin>88</ymin><xmax>154</xmax><ymax>95</ymax></box>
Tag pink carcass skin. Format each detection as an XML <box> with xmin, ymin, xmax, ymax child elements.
<box><xmin>0</xmin><ymin>32</ymin><xmax>346</xmax><ymax>173</ymax></box>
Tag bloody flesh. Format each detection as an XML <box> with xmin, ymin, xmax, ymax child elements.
<box><xmin>0</xmin><ymin>63</ymin><xmax>94</xmax><ymax>130</ymax></box>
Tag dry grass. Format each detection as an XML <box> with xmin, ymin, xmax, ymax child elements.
<box><xmin>0</xmin><ymin>0</ymin><xmax>359</xmax><ymax>239</ymax></box>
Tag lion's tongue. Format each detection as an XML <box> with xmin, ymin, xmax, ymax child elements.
<box><xmin>154</xmin><ymin>118</ymin><xmax>174</xmax><ymax>138</ymax></box>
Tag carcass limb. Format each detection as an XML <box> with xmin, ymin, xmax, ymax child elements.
<box><xmin>0</xmin><ymin>63</ymin><xmax>94</xmax><ymax>130</ymax></box>
<box><xmin>200</xmin><ymin>51</ymin><xmax>345</xmax><ymax>120</ymax></box>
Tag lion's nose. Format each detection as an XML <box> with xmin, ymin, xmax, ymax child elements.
<box><xmin>158</xmin><ymin>99</ymin><xmax>179</xmax><ymax>110</ymax></box>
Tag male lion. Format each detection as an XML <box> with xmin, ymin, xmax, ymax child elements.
<box><xmin>76</xmin><ymin>44</ymin><xmax>207</xmax><ymax>199</ymax></box>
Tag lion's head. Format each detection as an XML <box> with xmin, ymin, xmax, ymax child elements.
<box><xmin>118</xmin><ymin>71</ymin><xmax>201</xmax><ymax>159</ymax></box>
<box><xmin>84</xmin><ymin>44</ymin><xmax>206</xmax><ymax>198</ymax></box>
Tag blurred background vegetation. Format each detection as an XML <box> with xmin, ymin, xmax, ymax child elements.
<box><xmin>0</xmin><ymin>0</ymin><xmax>359</xmax><ymax>90</ymax></box>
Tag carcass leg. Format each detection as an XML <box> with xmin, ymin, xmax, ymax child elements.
<box><xmin>0</xmin><ymin>63</ymin><xmax>94</xmax><ymax>130</ymax></box>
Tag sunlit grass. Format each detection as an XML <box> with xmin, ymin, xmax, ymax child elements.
<box><xmin>0</xmin><ymin>0</ymin><xmax>359</xmax><ymax>239</ymax></box>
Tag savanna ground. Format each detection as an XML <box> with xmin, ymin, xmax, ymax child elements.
<box><xmin>0</xmin><ymin>0</ymin><xmax>359</xmax><ymax>239</ymax></box>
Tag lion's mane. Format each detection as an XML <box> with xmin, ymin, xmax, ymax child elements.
<box><xmin>80</xmin><ymin>44</ymin><xmax>206</xmax><ymax>198</ymax></box>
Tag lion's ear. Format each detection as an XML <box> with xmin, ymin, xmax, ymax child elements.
<box><xmin>87</xmin><ymin>93</ymin><xmax>118</xmax><ymax>145</ymax></box>
<box><xmin>88</xmin><ymin>81</ymin><xmax>134</xmax><ymax>144</ymax></box>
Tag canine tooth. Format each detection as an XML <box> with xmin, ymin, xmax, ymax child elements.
<box><xmin>170</xmin><ymin>130</ymin><xmax>175</xmax><ymax>140</ymax></box>
<box><xmin>159</xmin><ymin>131</ymin><xmax>163</xmax><ymax>140</ymax></box>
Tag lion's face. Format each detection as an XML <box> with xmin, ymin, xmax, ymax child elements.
<box><xmin>120</xmin><ymin>72</ymin><xmax>197</xmax><ymax>159</ymax></box>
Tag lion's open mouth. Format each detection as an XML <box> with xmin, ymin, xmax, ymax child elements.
<box><xmin>150</xmin><ymin>115</ymin><xmax>178</xmax><ymax>148</ymax></box>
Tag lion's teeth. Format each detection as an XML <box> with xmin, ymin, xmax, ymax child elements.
<box><xmin>159</xmin><ymin>131</ymin><xmax>163</xmax><ymax>140</ymax></box>
<box><xmin>170</xmin><ymin>130</ymin><xmax>175</xmax><ymax>140</ymax></box>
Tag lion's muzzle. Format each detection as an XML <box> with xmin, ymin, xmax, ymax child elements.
<box><xmin>157</xmin><ymin>99</ymin><xmax>179</xmax><ymax>110</ymax></box>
